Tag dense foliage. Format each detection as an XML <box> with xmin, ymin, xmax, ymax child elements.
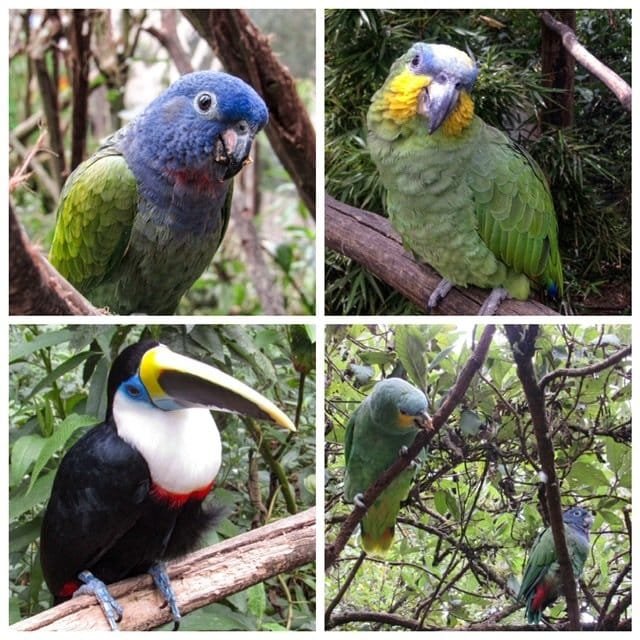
<box><xmin>325</xmin><ymin>324</ymin><xmax>630</xmax><ymax>630</ymax></box>
<box><xmin>9</xmin><ymin>324</ymin><xmax>316</xmax><ymax>630</ymax></box>
<box><xmin>325</xmin><ymin>9</ymin><xmax>631</xmax><ymax>314</ymax></box>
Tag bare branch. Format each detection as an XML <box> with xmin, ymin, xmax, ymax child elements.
<box><xmin>144</xmin><ymin>10</ymin><xmax>194</xmax><ymax>75</ymax></box>
<box><xmin>11</xmin><ymin>508</ymin><xmax>315</xmax><ymax>631</ymax></box>
<box><xmin>326</xmin><ymin>195</ymin><xmax>560</xmax><ymax>316</ymax></box>
<box><xmin>540</xmin><ymin>11</ymin><xmax>631</xmax><ymax>111</ymax></box>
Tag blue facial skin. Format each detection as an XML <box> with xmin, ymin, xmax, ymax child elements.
<box><xmin>118</xmin><ymin>374</ymin><xmax>184</xmax><ymax>412</ymax></box>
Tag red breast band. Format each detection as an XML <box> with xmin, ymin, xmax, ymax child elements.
<box><xmin>150</xmin><ymin>482</ymin><xmax>214</xmax><ymax>508</ymax></box>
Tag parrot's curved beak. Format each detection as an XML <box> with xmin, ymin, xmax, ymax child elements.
<box><xmin>414</xmin><ymin>409</ymin><xmax>433</xmax><ymax>431</ymax></box>
<box><xmin>214</xmin><ymin>127</ymin><xmax>257</xmax><ymax>180</ymax></box>
<box><xmin>417</xmin><ymin>77</ymin><xmax>460</xmax><ymax>134</ymax></box>
<box><xmin>139</xmin><ymin>344</ymin><xmax>295</xmax><ymax>430</ymax></box>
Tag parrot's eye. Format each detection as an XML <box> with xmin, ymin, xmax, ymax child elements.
<box><xmin>237</xmin><ymin>120</ymin><xmax>249</xmax><ymax>135</ymax></box>
<box><xmin>194</xmin><ymin>91</ymin><xmax>218</xmax><ymax>117</ymax></box>
<box><xmin>410</xmin><ymin>54</ymin><xmax>420</xmax><ymax>68</ymax></box>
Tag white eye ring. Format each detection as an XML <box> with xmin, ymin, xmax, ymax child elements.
<box><xmin>193</xmin><ymin>91</ymin><xmax>218</xmax><ymax>118</ymax></box>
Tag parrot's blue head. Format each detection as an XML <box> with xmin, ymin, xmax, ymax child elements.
<box><xmin>124</xmin><ymin>71</ymin><xmax>268</xmax><ymax>194</ymax></box>
<box><xmin>370</xmin><ymin>378</ymin><xmax>431</xmax><ymax>433</ymax></box>
<box><xmin>406</xmin><ymin>43</ymin><xmax>478</xmax><ymax>135</ymax></box>
<box><xmin>563</xmin><ymin>506</ymin><xmax>594</xmax><ymax>539</ymax></box>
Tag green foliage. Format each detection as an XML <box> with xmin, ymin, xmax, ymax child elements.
<box><xmin>325</xmin><ymin>324</ymin><xmax>630</xmax><ymax>630</ymax></box>
<box><xmin>325</xmin><ymin>9</ymin><xmax>631</xmax><ymax>314</ymax></box>
<box><xmin>9</xmin><ymin>324</ymin><xmax>315</xmax><ymax>630</ymax></box>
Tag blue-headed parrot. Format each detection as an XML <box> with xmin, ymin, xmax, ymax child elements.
<box><xmin>49</xmin><ymin>71</ymin><xmax>268</xmax><ymax>314</ymax></box>
<box><xmin>367</xmin><ymin>43</ymin><xmax>563</xmax><ymax>314</ymax></box>
<box><xmin>518</xmin><ymin>506</ymin><xmax>593</xmax><ymax>624</ymax></box>
<box><xmin>343</xmin><ymin>378</ymin><xmax>431</xmax><ymax>553</ymax></box>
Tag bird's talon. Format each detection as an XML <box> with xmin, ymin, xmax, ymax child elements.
<box><xmin>354</xmin><ymin>493</ymin><xmax>367</xmax><ymax>509</ymax></box>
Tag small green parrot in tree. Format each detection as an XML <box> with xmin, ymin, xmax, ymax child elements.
<box><xmin>518</xmin><ymin>506</ymin><xmax>593</xmax><ymax>624</ymax></box>
<box><xmin>49</xmin><ymin>71</ymin><xmax>268</xmax><ymax>315</ymax></box>
<box><xmin>367</xmin><ymin>43</ymin><xmax>563</xmax><ymax>314</ymax></box>
<box><xmin>343</xmin><ymin>378</ymin><xmax>431</xmax><ymax>553</ymax></box>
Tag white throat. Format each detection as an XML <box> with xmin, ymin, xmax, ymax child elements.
<box><xmin>113</xmin><ymin>393</ymin><xmax>221</xmax><ymax>494</ymax></box>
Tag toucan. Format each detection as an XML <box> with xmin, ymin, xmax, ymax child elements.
<box><xmin>39</xmin><ymin>339</ymin><xmax>295</xmax><ymax>630</ymax></box>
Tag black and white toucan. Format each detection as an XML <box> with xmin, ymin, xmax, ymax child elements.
<box><xmin>40</xmin><ymin>339</ymin><xmax>296</xmax><ymax>630</ymax></box>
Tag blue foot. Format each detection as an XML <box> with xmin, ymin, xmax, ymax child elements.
<box><xmin>75</xmin><ymin>570</ymin><xmax>123</xmax><ymax>631</ymax></box>
<box><xmin>148</xmin><ymin>562</ymin><xmax>181</xmax><ymax>631</ymax></box>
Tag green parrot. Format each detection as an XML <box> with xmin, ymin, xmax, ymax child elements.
<box><xmin>518</xmin><ymin>507</ymin><xmax>593</xmax><ymax>624</ymax></box>
<box><xmin>343</xmin><ymin>378</ymin><xmax>431</xmax><ymax>553</ymax></box>
<box><xmin>367</xmin><ymin>43</ymin><xmax>563</xmax><ymax>314</ymax></box>
<box><xmin>49</xmin><ymin>71</ymin><xmax>268</xmax><ymax>315</ymax></box>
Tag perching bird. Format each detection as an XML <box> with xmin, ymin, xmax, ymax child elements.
<box><xmin>49</xmin><ymin>71</ymin><xmax>268</xmax><ymax>314</ymax></box>
<box><xmin>343</xmin><ymin>378</ymin><xmax>431</xmax><ymax>553</ymax></box>
<box><xmin>367</xmin><ymin>43</ymin><xmax>563</xmax><ymax>314</ymax></box>
<box><xmin>40</xmin><ymin>340</ymin><xmax>294</xmax><ymax>630</ymax></box>
<box><xmin>518</xmin><ymin>506</ymin><xmax>593</xmax><ymax>624</ymax></box>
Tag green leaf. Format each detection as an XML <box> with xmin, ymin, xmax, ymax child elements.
<box><xmin>356</xmin><ymin>349</ymin><xmax>395</xmax><ymax>366</ymax></box>
<box><xmin>26</xmin><ymin>350</ymin><xmax>93</xmax><ymax>400</ymax></box>
<box><xmin>29</xmin><ymin>414</ymin><xmax>98</xmax><ymax>492</ymax></box>
<box><xmin>434</xmin><ymin>489</ymin><xmax>449</xmax><ymax>515</ymax></box>
<box><xmin>395</xmin><ymin>326</ymin><xmax>426</xmax><ymax>388</ymax></box>
<box><xmin>567</xmin><ymin>459</ymin><xmax>610</xmax><ymax>490</ymax></box>
<box><xmin>459</xmin><ymin>409</ymin><xmax>484</xmax><ymax>437</ymax></box>
<box><xmin>10</xmin><ymin>471</ymin><xmax>55</xmax><ymax>520</ymax></box>
<box><xmin>10</xmin><ymin>434</ymin><xmax>46</xmax><ymax>487</ymax></box>
<box><xmin>247</xmin><ymin>582</ymin><xmax>266</xmax><ymax>625</ymax></box>
<box><xmin>10</xmin><ymin>328</ymin><xmax>76</xmax><ymax>362</ymax></box>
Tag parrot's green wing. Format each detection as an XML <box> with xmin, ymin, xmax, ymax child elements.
<box><xmin>49</xmin><ymin>146</ymin><xmax>138</xmax><ymax>293</ymax></box>
<box><xmin>469</xmin><ymin>126</ymin><xmax>563</xmax><ymax>297</ymax></box>
<box><xmin>343</xmin><ymin>406</ymin><xmax>358</xmax><ymax>466</ymax></box>
<box><xmin>518</xmin><ymin>527</ymin><xmax>555</xmax><ymax>601</ymax></box>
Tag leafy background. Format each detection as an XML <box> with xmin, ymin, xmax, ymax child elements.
<box><xmin>325</xmin><ymin>9</ymin><xmax>631</xmax><ymax>314</ymax></box>
<box><xmin>9</xmin><ymin>9</ymin><xmax>315</xmax><ymax>315</ymax></box>
<box><xmin>325</xmin><ymin>324</ymin><xmax>630</xmax><ymax>630</ymax></box>
<box><xmin>9</xmin><ymin>324</ymin><xmax>316</xmax><ymax>630</ymax></box>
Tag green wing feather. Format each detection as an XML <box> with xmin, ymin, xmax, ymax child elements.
<box><xmin>470</xmin><ymin>125</ymin><xmax>563</xmax><ymax>296</ymax></box>
<box><xmin>49</xmin><ymin>146</ymin><xmax>138</xmax><ymax>293</ymax></box>
<box><xmin>518</xmin><ymin>527</ymin><xmax>555</xmax><ymax>601</ymax></box>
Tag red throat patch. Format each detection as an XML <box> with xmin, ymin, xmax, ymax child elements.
<box><xmin>150</xmin><ymin>482</ymin><xmax>214</xmax><ymax>509</ymax></box>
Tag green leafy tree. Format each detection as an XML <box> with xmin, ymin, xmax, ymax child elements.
<box><xmin>325</xmin><ymin>324</ymin><xmax>630</xmax><ymax>630</ymax></box>
<box><xmin>9</xmin><ymin>324</ymin><xmax>315</xmax><ymax>630</ymax></box>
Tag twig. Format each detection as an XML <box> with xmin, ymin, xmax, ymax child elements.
<box><xmin>540</xmin><ymin>11</ymin><xmax>631</xmax><ymax>111</ymax></box>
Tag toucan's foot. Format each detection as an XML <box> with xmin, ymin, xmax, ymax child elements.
<box><xmin>478</xmin><ymin>287</ymin><xmax>509</xmax><ymax>315</ymax></box>
<box><xmin>148</xmin><ymin>562</ymin><xmax>181</xmax><ymax>631</ymax></box>
<box><xmin>428</xmin><ymin>279</ymin><xmax>453</xmax><ymax>309</ymax></box>
<box><xmin>354</xmin><ymin>492</ymin><xmax>367</xmax><ymax>509</ymax></box>
<box><xmin>75</xmin><ymin>570</ymin><xmax>123</xmax><ymax>631</ymax></box>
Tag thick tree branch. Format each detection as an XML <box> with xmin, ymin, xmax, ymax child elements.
<box><xmin>328</xmin><ymin>610</ymin><xmax>425</xmax><ymax>631</ymax></box>
<box><xmin>183</xmin><ymin>9</ymin><xmax>316</xmax><ymax>217</ymax></box>
<box><xmin>9</xmin><ymin>204</ymin><xmax>103</xmax><ymax>315</ymax></box>
<box><xmin>11</xmin><ymin>508</ymin><xmax>315</xmax><ymax>631</ymax></box>
<box><xmin>540</xmin><ymin>11</ymin><xmax>631</xmax><ymax>111</ymax></box>
<box><xmin>505</xmin><ymin>326</ymin><xmax>580</xmax><ymax>630</ymax></box>
<box><xmin>326</xmin><ymin>195</ymin><xmax>560</xmax><ymax>316</ymax></box>
<box><xmin>325</xmin><ymin>325</ymin><xmax>496</xmax><ymax>569</ymax></box>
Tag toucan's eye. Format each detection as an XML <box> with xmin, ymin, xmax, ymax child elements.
<box><xmin>194</xmin><ymin>91</ymin><xmax>218</xmax><ymax>117</ymax></box>
<box><xmin>126</xmin><ymin>384</ymin><xmax>141</xmax><ymax>397</ymax></box>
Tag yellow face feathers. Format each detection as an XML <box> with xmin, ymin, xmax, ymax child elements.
<box><xmin>441</xmin><ymin>90</ymin><xmax>475</xmax><ymax>137</ymax></box>
<box><xmin>382</xmin><ymin>69</ymin><xmax>430</xmax><ymax>123</ymax></box>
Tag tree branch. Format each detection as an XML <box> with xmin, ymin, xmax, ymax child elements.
<box><xmin>9</xmin><ymin>204</ymin><xmax>103</xmax><ymax>315</ymax></box>
<box><xmin>540</xmin><ymin>11</ymin><xmax>631</xmax><ymax>111</ymax></box>
<box><xmin>539</xmin><ymin>344</ymin><xmax>631</xmax><ymax>391</ymax></box>
<box><xmin>325</xmin><ymin>325</ymin><xmax>496</xmax><ymax>569</ymax></box>
<box><xmin>183</xmin><ymin>9</ymin><xmax>316</xmax><ymax>217</ymax></box>
<box><xmin>505</xmin><ymin>325</ymin><xmax>580</xmax><ymax>630</ymax></box>
<box><xmin>11</xmin><ymin>508</ymin><xmax>315</xmax><ymax>631</ymax></box>
<box><xmin>326</xmin><ymin>195</ymin><xmax>560</xmax><ymax>316</ymax></box>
